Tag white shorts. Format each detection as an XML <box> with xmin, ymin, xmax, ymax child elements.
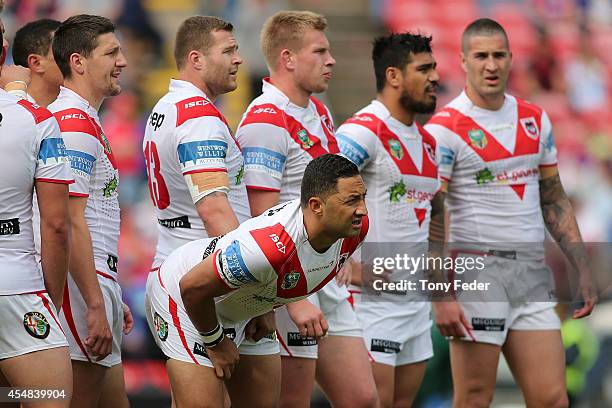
<box><xmin>59</xmin><ymin>272</ymin><xmax>123</xmax><ymax>367</ymax></box>
<box><xmin>276</xmin><ymin>281</ymin><xmax>362</xmax><ymax>359</ymax></box>
<box><xmin>459</xmin><ymin>301</ymin><xmax>560</xmax><ymax>346</ymax></box>
<box><xmin>451</xmin><ymin>255</ymin><xmax>560</xmax><ymax>345</ymax></box>
<box><xmin>350</xmin><ymin>286</ymin><xmax>433</xmax><ymax>366</ymax></box>
<box><xmin>237</xmin><ymin>335</ymin><xmax>279</xmax><ymax>356</ymax></box>
<box><xmin>0</xmin><ymin>292</ymin><xmax>68</xmax><ymax>360</ymax></box>
<box><xmin>145</xmin><ymin>271</ymin><xmax>276</xmax><ymax>366</ymax></box>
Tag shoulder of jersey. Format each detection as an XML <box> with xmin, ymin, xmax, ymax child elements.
<box><xmin>240</xmin><ymin>95</ymin><xmax>284</xmax><ymax>128</ymax></box>
<box><xmin>342</xmin><ymin>109</ymin><xmax>383</xmax><ymax>134</ymax></box>
<box><xmin>175</xmin><ymin>96</ymin><xmax>225</xmax><ymax>127</ymax></box>
<box><xmin>16</xmin><ymin>99</ymin><xmax>53</xmax><ymax>124</ymax></box>
<box><xmin>514</xmin><ymin>95</ymin><xmax>544</xmax><ymax>117</ymax></box>
<box><xmin>52</xmin><ymin>108</ymin><xmax>98</xmax><ymax>136</ymax></box>
<box><xmin>246</xmin><ymin>201</ymin><xmax>300</xmax><ymax>262</ymax></box>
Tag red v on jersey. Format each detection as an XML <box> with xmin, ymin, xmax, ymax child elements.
<box><xmin>241</xmin><ymin>103</ymin><xmax>338</xmax><ymax>159</ymax></box>
<box><xmin>414</xmin><ymin>208</ymin><xmax>427</xmax><ymax>227</ymax></box>
<box><xmin>310</xmin><ymin>97</ymin><xmax>339</xmax><ymax>154</ymax></box>
<box><xmin>442</xmin><ymin>103</ymin><xmax>541</xmax><ymax>161</ymax></box>
<box><xmin>345</xmin><ymin>113</ymin><xmax>437</xmax><ymax>178</ymax></box>
<box><xmin>510</xmin><ymin>184</ymin><xmax>526</xmax><ymax>200</ymax></box>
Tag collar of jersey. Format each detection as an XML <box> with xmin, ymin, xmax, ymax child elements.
<box><xmin>169</xmin><ymin>79</ymin><xmax>212</xmax><ymax>101</ymax></box>
<box><xmin>457</xmin><ymin>90</ymin><xmax>515</xmax><ymax>116</ymax></box>
<box><xmin>261</xmin><ymin>77</ymin><xmax>317</xmax><ymax>116</ymax></box>
<box><xmin>58</xmin><ymin>86</ymin><xmax>98</xmax><ymax>116</ymax></box>
<box><xmin>370</xmin><ymin>99</ymin><xmax>419</xmax><ymax>139</ymax></box>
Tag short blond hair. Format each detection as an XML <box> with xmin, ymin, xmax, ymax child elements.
<box><xmin>260</xmin><ymin>10</ymin><xmax>327</xmax><ymax>70</ymax></box>
<box><xmin>174</xmin><ymin>16</ymin><xmax>233</xmax><ymax>70</ymax></box>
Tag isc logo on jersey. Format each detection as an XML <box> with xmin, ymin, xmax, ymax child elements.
<box><xmin>184</xmin><ymin>99</ymin><xmax>209</xmax><ymax>109</ymax></box>
<box><xmin>269</xmin><ymin>233</ymin><xmax>286</xmax><ymax>254</ymax></box>
<box><xmin>352</xmin><ymin>115</ymin><xmax>374</xmax><ymax>122</ymax></box>
<box><xmin>253</xmin><ymin>107</ymin><xmax>277</xmax><ymax>114</ymax></box>
<box><xmin>60</xmin><ymin>113</ymin><xmax>87</xmax><ymax>121</ymax></box>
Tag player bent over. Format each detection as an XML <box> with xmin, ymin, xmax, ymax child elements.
<box><xmin>145</xmin><ymin>154</ymin><xmax>368</xmax><ymax>407</ymax></box>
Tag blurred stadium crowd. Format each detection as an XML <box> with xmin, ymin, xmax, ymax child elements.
<box><xmin>2</xmin><ymin>0</ymin><xmax>610</xmax><ymax>406</ymax></box>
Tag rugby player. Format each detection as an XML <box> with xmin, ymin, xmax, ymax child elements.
<box><xmin>425</xmin><ymin>18</ymin><xmax>596</xmax><ymax>407</ymax></box>
<box><xmin>337</xmin><ymin>32</ymin><xmax>441</xmax><ymax>407</ymax></box>
<box><xmin>145</xmin><ymin>154</ymin><xmax>368</xmax><ymax>408</ymax></box>
<box><xmin>0</xmin><ymin>20</ymin><xmax>73</xmax><ymax>406</ymax></box>
<box><xmin>50</xmin><ymin>15</ymin><xmax>129</xmax><ymax>408</ymax></box>
<box><xmin>236</xmin><ymin>11</ymin><xmax>377</xmax><ymax>407</ymax></box>
<box><xmin>142</xmin><ymin>16</ymin><xmax>271</xmax><ymax>406</ymax></box>
<box><xmin>13</xmin><ymin>19</ymin><xmax>63</xmax><ymax>107</ymax></box>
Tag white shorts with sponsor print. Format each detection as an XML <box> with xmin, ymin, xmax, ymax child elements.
<box><xmin>350</xmin><ymin>286</ymin><xmax>433</xmax><ymax>366</ymax></box>
<box><xmin>0</xmin><ymin>292</ymin><xmax>68</xmax><ymax>360</ymax></box>
<box><xmin>276</xmin><ymin>281</ymin><xmax>362</xmax><ymax>359</ymax></box>
<box><xmin>59</xmin><ymin>272</ymin><xmax>123</xmax><ymax>367</ymax></box>
<box><xmin>145</xmin><ymin>271</ymin><xmax>274</xmax><ymax>366</ymax></box>
<box><xmin>450</xmin><ymin>254</ymin><xmax>560</xmax><ymax>345</ymax></box>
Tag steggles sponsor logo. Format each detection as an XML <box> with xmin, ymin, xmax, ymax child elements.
<box><xmin>388</xmin><ymin>180</ymin><xmax>434</xmax><ymax>203</ymax></box>
<box><xmin>475</xmin><ymin>167</ymin><xmax>539</xmax><ymax>185</ymax></box>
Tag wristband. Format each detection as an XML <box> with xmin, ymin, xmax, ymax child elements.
<box><xmin>199</xmin><ymin>324</ymin><xmax>224</xmax><ymax>348</ymax></box>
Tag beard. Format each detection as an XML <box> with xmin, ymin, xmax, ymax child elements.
<box><xmin>399</xmin><ymin>89</ymin><xmax>436</xmax><ymax>114</ymax></box>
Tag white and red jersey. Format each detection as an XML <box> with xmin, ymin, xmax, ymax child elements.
<box><xmin>0</xmin><ymin>91</ymin><xmax>73</xmax><ymax>295</ymax></box>
<box><xmin>49</xmin><ymin>86</ymin><xmax>121</xmax><ymax>278</ymax></box>
<box><xmin>424</xmin><ymin>91</ymin><xmax>558</xmax><ymax>243</ymax></box>
<box><xmin>143</xmin><ymin>80</ymin><xmax>250</xmax><ymax>267</ymax></box>
<box><xmin>158</xmin><ymin>200</ymin><xmax>368</xmax><ymax>323</ymax></box>
<box><xmin>337</xmin><ymin>100</ymin><xmax>439</xmax><ymax>243</ymax></box>
<box><xmin>236</xmin><ymin>78</ymin><xmax>339</xmax><ymax>203</ymax></box>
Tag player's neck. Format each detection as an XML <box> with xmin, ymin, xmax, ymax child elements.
<box><xmin>302</xmin><ymin>211</ymin><xmax>334</xmax><ymax>253</ymax></box>
<box><xmin>269</xmin><ymin>75</ymin><xmax>310</xmax><ymax>108</ymax></box>
<box><xmin>377</xmin><ymin>93</ymin><xmax>415</xmax><ymax>126</ymax></box>
<box><xmin>178</xmin><ymin>71</ymin><xmax>216</xmax><ymax>101</ymax></box>
<box><xmin>63</xmin><ymin>78</ymin><xmax>103</xmax><ymax>110</ymax></box>
<box><xmin>465</xmin><ymin>86</ymin><xmax>505</xmax><ymax>111</ymax></box>
<box><xmin>28</xmin><ymin>76</ymin><xmax>59</xmax><ymax>108</ymax></box>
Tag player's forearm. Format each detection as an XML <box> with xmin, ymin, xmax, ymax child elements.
<box><xmin>428</xmin><ymin>191</ymin><xmax>446</xmax><ymax>247</ymax></box>
<box><xmin>196</xmin><ymin>192</ymin><xmax>240</xmax><ymax>237</ymax></box>
<box><xmin>69</xmin><ymin>215</ymin><xmax>105</xmax><ymax>308</ymax></box>
<box><xmin>180</xmin><ymin>281</ymin><xmax>221</xmax><ymax>334</ymax></box>
<box><xmin>40</xmin><ymin>216</ymin><xmax>71</xmax><ymax>309</ymax></box>
<box><xmin>427</xmin><ymin>191</ymin><xmax>448</xmax><ymax>292</ymax></box>
<box><xmin>540</xmin><ymin>175</ymin><xmax>589</xmax><ymax>272</ymax></box>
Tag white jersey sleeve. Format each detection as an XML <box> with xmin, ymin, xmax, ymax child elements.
<box><xmin>176</xmin><ymin>113</ymin><xmax>233</xmax><ymax>199</ymax></box>
<box><xmin>214</xmin><ymin>236</ymin><xmax>275</xmax><ymax>290</ymax></box>
<box><xmin>336</xmin><ymin>120</ymin><xmax>377</xmax><ymax>171</ymax></box>
<box><xmin>34</xmin><ymin>108</ymin><xmax>73</xmax><ymax>183</ymax></box>
<box><xmin>57</xmin><ymin>114</ymin><xmax>100</xmax><ymax>197</ymax></box>
<box><xmin>539</xmin><ymin>111</ymin><xmax>558</xmax><ymax>169</ymax></box>
<box><xmin>236</xmin><ymin>107</ymin><xmax>289</xmax><ymax>191</ymax></box>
